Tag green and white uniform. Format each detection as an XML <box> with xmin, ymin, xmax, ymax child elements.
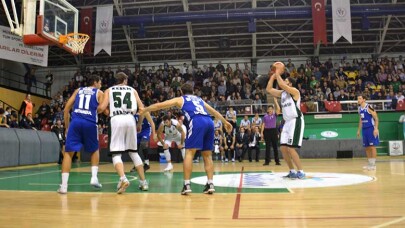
<box><xmin>280</xmin><ymin>91</ymin><xmax>305</xmax><ymax>148</ymax></box>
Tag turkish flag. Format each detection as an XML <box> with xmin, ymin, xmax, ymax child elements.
<box><xmin>311</xmin><ymin>0</ymin><xmax>327</xmax><ymax>46</ymax></box>
<box><xmin>80</xmin><ymin>8</ymin><xmax>93</xmax><ymax>55</ymax></box>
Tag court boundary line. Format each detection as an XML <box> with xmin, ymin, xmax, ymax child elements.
<box><xmin>232</xmin><ymin>166</ymin><xmax>244</xmax><ymax>219</ymax></box>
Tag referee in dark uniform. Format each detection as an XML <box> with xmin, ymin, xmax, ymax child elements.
<box><xmin>261</xmin><ymin>105</ymin><xmax>280</xmax><ymax>166</ymax></box>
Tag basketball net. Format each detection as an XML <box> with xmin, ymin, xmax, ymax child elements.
<box><xmin>59</xmin><ymin>33</ymin><xmax>90</xmax><ymax>54</ymax></box>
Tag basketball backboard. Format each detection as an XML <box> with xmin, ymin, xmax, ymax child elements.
<box><xmin>5</xmin><ymin>0</ymin><xmax>80</xmax><ymax>55</ymax></box>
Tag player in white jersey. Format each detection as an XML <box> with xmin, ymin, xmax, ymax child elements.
<box><xmin>97</xmin><ymin>72</ymin><xmax>148</xmax><ymax>193</ymax></box>
<box><xmin>266</xmin><ymin>62</ymin><xmax>305</xmax><ymax>180</ymax></box>
<box><xmin>157</xmin><ymin>114</ymin><xmax>186</xmax><ymax>171</ymax></box>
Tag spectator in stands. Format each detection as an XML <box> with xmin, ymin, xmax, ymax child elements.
<box><xmin>8</xmin><ymin>111</ymin><xmax>18</xmax><ymax>128</ymax></box>
<box><xmin>33</xmin><ymin>113</ymin><xmax>42</xmax><ymax>130</ymax></box>
<box><xmin>251</xmin><ymin>112</ymin><xmax>262</xmax><ymax>131</ymax></box>
<box><xmin>253</xmin><ymin>94</ymin><xmax>262</xmax><ymax>113</ymax></box>
<box><xmin>37</xmin><ymin>101</ymin><xmax>50</xmax><ymax>119</ymax></box>
<box><xmin>45</xmin><ymin>70</ymin><xmax>53</xmax><ymax>97</ymax></box>
<box><xmin>396</xmin><ymin>91</ymin><xmax>404</xmax><ymax>102</ymax></box>
<box><xmin>240</xmin><ymin>115</ymin><xmax>251</xmax><ymax>130</ymax></box>
<box><xmin>216</xmin><ymin>61</ymin><xmax>225</xmax><ymax>73</ymax></box>
<box><xmin>248</xmin><ymin>126</ymin><xmax>261</xmax><ymax>162</ymax></box>
<box><xmin>20</xmin><ymin>113</ymin><xmax>36</xmax><ymax>130</ymax></box>
<box><xmin>24</xmin><ymin>68</ymin><xmax>37</xmax><ymax>93</ymax></box>
<box><xmin>235</xmin><ymin>127</ymin><xmax>249</xmax><ymax>162</ymax></box>
<box><xmin>19</xmin><ymin>94</ymin><xmax>33</xmax><ymax>119</ymax></box>
<box><xmin>0</xmin><ymin>108</ymin><xmax>9</xmax><ymax>128</ymax></box>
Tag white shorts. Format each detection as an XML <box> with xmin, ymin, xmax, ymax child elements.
<box><xmin>157</xmin><ymin>136</ymin><xmax>182</xmax><ymax>148</ymax></box>
<box><xmin>110</xmin><ymin>114</ymin><xmax>137</xmax><ymax>153</ymax></box>
<box><xmin>280</xmin><ymin>116</ymin><xmax>305</xmax><ymax>148</ymax></box>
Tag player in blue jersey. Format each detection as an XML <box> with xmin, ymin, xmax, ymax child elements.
<box><xmin>58</xmin><ymin>75</ymin><xmax>103</xmax><ymax>194</ymax></box>
<box><xmin>140</xmin><ymin>83</ymin><xmax>232</xmax><ymax>195</ymax></box>
<box><xmin>130</xmin><ymin>112</ymin><xmax>156</xmax><ymax>172</ymax></box>
<box><xmin>357</xmin><ymin>95</ymin><xmax>379</xmax><ymax>170</ymax></box>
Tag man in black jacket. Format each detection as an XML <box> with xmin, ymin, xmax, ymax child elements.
<box><xmin>51</xmin><ymin>119</ymin><xmax>65</xmax><ymax>164</ymax></box>
<box><xmin>235</xmin><ymin>127</ymin><xmax>249</xmax><ymax>162</ymax></box>
<box><xmin>248</xmin><ymin>126</ymin><xmax>261</xmax><ymax>162</ymax></box>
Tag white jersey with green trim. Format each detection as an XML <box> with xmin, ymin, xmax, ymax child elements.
<box><xmin>109</xmin><ymin>85</ymin><xmax>137</xmax><ymax>117</ymax></box>
<box><xmin>280</xmin><ymin>90</ymin><xmax>302</xmax><ymax>121</ymax></box>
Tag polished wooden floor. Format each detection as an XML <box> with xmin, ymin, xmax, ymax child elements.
<box><xmin>1</xmin><ymin>157</ymin><xmax>405</xmax><ymax>228</ymax></box>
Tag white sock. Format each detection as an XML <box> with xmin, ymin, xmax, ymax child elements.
<box><xmin>207</xmin><ymin>179</ymin><xmax>213</xmax><ymax>184</ymax></box>
<box><xmin>184</xmin><ymin>180</ymin><xmax>190</xmax><ymax>185</ymax></box>
<box><xmin>369</xmin><ymin>158</ymin><xmax>376</xmax><ymax>166</ymax></box>
<box><xmin>164</xmin><ymin>149</ymin><xmax>171</xmax><ymax>162</ymax></box>
<box><xmin>145</xmin><ymin>159</ymin><xmax>150</xmax><ymax>165</ymax></box>
<box><xmin>120</xmin><ymin>175</ymin><xmax>127</xmax><ymax>181</ymax></box>
<box><xmin>139</xmin><ymin>180</ymin><xmax>146</xmax><ymax>185</ymax></box>
<box><xmin>61</xmin><ymin>173</ymin><xmax>69</xmax><ymax>187</ymax></box>
<box><xmin>91</xmin><ymin>166</ymin><xmax>98</xmax><ymax>179</ymax></box>
<box><xmin>298</xmin><ymin>170</ymin><xmax>304</xmax><ymax>173</ymax></box>
<box><xmin>290</xmin><ymin>169</ymin><xmax>297</xmax><ymax>173</ymax></box>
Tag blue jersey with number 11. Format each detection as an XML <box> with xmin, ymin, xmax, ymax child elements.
<box><xmin>181</xmin><ymin>95</ymin><xmax>209</xmax><ymax>122</ymax></box>
<box><xmin>71</xmin><ymin>87</ymin><xmax>99</xmax><ymax>123</ymax></box>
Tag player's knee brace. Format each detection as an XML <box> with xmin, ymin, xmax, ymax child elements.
<box><xmin>112</xmin><ymin>154</ymin><xmax>123</xmax><ymax>166</ymax></box>
<box><xmin>128</xmin><ymin>152</ymin><xmax>143</xmax><ymax>167</ymax></box>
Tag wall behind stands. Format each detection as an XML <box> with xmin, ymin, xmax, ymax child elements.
<box><xmin>0</xmin><ymin>128</ymin><xmax>59</xmax><ymax>168</ymax></box>
<box><xmin>0</xmin><ymin>87</ymin><xmax>50</xmax><ymax>112</ymax></box>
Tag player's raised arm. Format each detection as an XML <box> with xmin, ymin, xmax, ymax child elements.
<box><xmin>273</xmin><ymin>97</ymin><xmax>282</xmax><ymax>115</ymax></box>
<box><xmin>266</xmin><ymin>72</ymin><xmax>283</xmax><ymax>98</ymax></box>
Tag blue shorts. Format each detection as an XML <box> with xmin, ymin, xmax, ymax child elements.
<box><xmin>185</xmin><ymin>116</ymin><xmax>214</xmax><ymax>151</ymax></box>
<box><xmin>362</xmin><ymin>127</ymin><xmax>379</xmax><ymax>147</ymax></box>
<box><xmin>137</xmin><ymin>130</ymin><xmax>150</xmax><ymax>143</ymax></box>
<box><xmin>65</xmin><ymin>118</ymin><xmax>99</xmax><ymax>153</ymax></box>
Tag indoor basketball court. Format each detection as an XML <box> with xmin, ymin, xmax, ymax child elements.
<box><xmin>0</xmin><ymin>159</ymin><xmax>405</xmax><ymax>227</ymax></box>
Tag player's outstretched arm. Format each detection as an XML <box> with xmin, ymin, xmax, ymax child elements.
<box><xmin>97</xmin><ymin>89</ymin><xmax>110</xmax><ymax>114</ymax></box>
<box><xmin>204</xmin><ymin>101</ymin><xmax>233</xmax><ymax>133</ymax></box>
<box><xmin>140</xmin><ymin>97</ymin><xmax>183</xmax><ymax>115</ymax></box>
<box><xmin>63</xmin><ymin>89</ymin><xmax>79</xmax><ymax>132</ymax></box>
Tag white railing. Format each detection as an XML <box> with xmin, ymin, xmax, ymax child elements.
<box><xmin>210</xmin><ymin>99</ymin><xmax>395</xmax><ymax>116</ymax></box>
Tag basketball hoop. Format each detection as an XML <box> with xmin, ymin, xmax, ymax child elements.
<box><xmin>59</xmin><ymin>33</ymin><xmax>90</xmax><ymax>54</ymax></box>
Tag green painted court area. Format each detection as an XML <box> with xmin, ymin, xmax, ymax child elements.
<box><xmin>0</xmin><ymin>163</ymin><xmax>289</xmax><ymax>194</ymax></box>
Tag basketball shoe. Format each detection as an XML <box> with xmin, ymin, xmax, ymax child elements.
<box><xmin>90</xmin><ymin>177</ymin><xmax>102</xmax><ymax>189</ymax></box>
<box><xmin>57</xmin><ymin>185</ymin><xmax>67</xmax><ymax>194</ymax></box>
<box><xmin>203</xmin><ymin>183</ymin><xmax>215</xmax><ymax>194</ymax></box>
<box><xmin>117</xmin><ymin>179</ymin><xmax>130</xmax><ymax>194</ymax></box>
<box><xmin>181</xmin><ymin>184</ymin><xmax>192</xmax><ymax>195</ymax></box>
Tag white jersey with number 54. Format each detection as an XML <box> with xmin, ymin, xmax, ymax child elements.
<box><xmin>109</xmin><ymin>85</ymin><xmax>137</xmax><ymax>117</ymax></box>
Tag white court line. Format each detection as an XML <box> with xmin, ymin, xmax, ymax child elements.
<box><xmin>0</xmin><ymin>170</ymin><xmax>59</xmax><ymax>180</ymax></box>
<box><xmin>29</xmin><ymin>175</ymin><xmax>138</xmax><ymax>186</ymax></box>
<box><xmin>372</xmin><ymin>216</ymin><xmax>405</xmax><ymax>228</ymax></box>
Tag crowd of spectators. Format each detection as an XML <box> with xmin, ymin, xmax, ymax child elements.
<box><xmin>2</xmin><ymin>55</ymin><xmax>404</xmax><ymax>133</ymax></box>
